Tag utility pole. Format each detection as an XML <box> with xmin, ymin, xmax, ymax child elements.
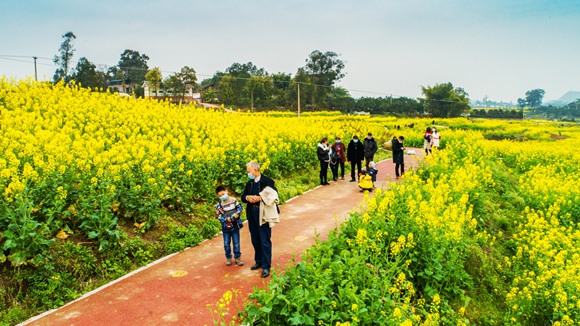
<box><xmin>33</xmin><ymin>56</ymin><xmax>38</xmax><ymax>81</ymax></box>
<box><xmin>297</xmin><ymin>83</ymin><xmax>301</xmax><ymax>120</ymax></box>
<box><xmin>250</xmin><ymin>89</ymin><xmax>254</xmax><ymax>113</ymax></box>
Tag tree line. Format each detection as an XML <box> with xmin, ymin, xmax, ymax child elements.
<box><xmin>52</xmin><ymin>31</ymin><xmax>481</xmax><ymax>118</ymax></box>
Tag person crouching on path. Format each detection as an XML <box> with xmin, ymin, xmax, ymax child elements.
<box><xmin>241</xmin><ymin>162</ymin><xmax>278</xmax><ymax>278</ymax></box>
<box><xmin>317</xmin><ymin>137</ymin><xmax>331</xmax><ymax>186</ymax></box>
<box><xmin>363</xmin><ymin>132</ymin><xmax>378</xmax><ymax>170</ymax></box>
<box><xmin>347</xmin><ymin>136</ymin><xmax>365</xmax><ymax>182</ymax></box>
<box><xmin>358</xmin><ymin>168</ymin><xmax>374</xmax><ymax>192</ymax></box>
<box><xmin>332</xmin><ymin>137</ymin><xmax>346</xmax><ymax>180</ymax></box>
<box><xmin>215</xmin><ymin>186</ymin><xmax>244</xmax><ymax>266</ymax></box>
<box><xmin>392</xmin><ymin>136</ymin><xmax>406</xmax><ymax>178</ymax></box>
<box><xmin>368</xmin><ymin>161</ymin><xmax>378</xmax><ymax>186</ymax></box>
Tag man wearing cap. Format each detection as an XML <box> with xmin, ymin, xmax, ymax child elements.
<box><xmin>331</xmin><ymin>137</ymin><xmax>346</xmax><ymax>180</ymax></box>
<box><xmin>363</xmin><ymin>132</ymin><xmax>378</xmax><ymax>170</ymax></box>
<box><xmin>347</xmin><ymin>135</ymin><xmax>365</xmax><ymax>182</ymax></box>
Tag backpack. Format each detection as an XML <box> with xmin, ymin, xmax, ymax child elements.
<box><xmin>424</xmin><ymin>134</ymin><xmax>431</xmax><ymax>142</ymax></box>
<box><xmin>329</xmin><ymin>150</ymin><xmax>338</xmax><ymax>164</ymax></box>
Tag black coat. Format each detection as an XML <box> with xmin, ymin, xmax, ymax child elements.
<box><xmin>392</xmin><ymin>138</ymin><xmax>404</xmax><ymax>164</ymax></box>
<box><xmin>347</xmin><ymin>140</ymin><xmax>365</xmax><ymax>162</ymax></box>
<box><xmin>317</xmin><ymin>144</ymin><xmax>330</xmax><ymax>161</ymax></box>
<box><xmin>241</xmin><ymin>174</ymin><xmax>278</xmax><ymax>219</ymax></box>
<box><xmin>363</xmin><ymin>137</ymin><xmax>378</xmax><ymax>157</ymax></box>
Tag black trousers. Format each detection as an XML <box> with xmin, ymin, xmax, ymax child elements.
<box><xmin>350</xmin><ymin>160</ymin><xmax>362</xmax><ymax>180</ymax></box>
<box><xmin>319</xmin><ymin>160</ymin><xmax>328</xmax><ymax>183</ymax></box>
<box><xmin>395</xmin><ymin>162</ymin><xmax>405</xmax><ymax>177</ymax></box>
<box><xmin>337</xmin><ymin>161</ymin><xmax>344</xmax><ymax>178</ymax></box>
<box><xmin>330</xmin><ymin>163</ymin><xmax>337</xmax><ymax>180</ymax></box>
<box><xmin>248</xmin><ymin>207</ymin><xmax>272</xmax><ymax>269</ymax></box>
<box><xmin>365</xmin><ymin>155</ymin><xmax>374</xmax><ymax>170</ymax></box>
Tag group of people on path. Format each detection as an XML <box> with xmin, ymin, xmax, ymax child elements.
<box><xmin>317</xmin><ymin>132</ymin><xmax>378</xmax><ymax>185</ymax></box>
<box><xmin>211</xmin><ymin>126</ymin><xmax>441</xmax><ymax>278</ymax></box>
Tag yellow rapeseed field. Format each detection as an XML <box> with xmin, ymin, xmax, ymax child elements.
<box><xmin>2</xmin><ymin>78</ymin><xmax>580</xmax><ymax>325</ymax></box>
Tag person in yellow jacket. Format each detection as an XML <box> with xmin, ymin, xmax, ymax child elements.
<box><xmin>358</xmin><ymin>168</ymin><xmax>374</xmax><ymax>192</ymax></box>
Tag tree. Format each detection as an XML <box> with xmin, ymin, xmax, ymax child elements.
<box><xmin>243</xmin><ymin>76</ymin><xmax>262</xmax><ymax>112</ymax></box>
<box><xmin>242</xmin><ymin>75</ymin><xmax>276</xmax><ymax>111</ymax></box>
<box><xmin>217</xmin><ymin>75</ymin><xmax>236</xmax><ymax>105</ymax></box>
<box><xmin>223</xmin><ymin>62</ymin><xmax>267</xmax><ymax>107</ymax></box>
<box><xmin>387</xmin><ymin>97</ymin><xmax>423</xmax><ymax>115</ymax></box>
<box><xmin>524</xmin><ymin>89</ymin><xmax>546</xmax><ymax>107</ymax></box>
<box><xmin>53</xmin><ymin>31</ymin><xmax>76</xmax><ymax>84</ymax></box>
<box><xmin>117</xmin><ymin>49</ymin><xmax>150</xmax><ymax>85</ymax></box>
<box><xmin>288</xmin><ymin>68</ymin><xmax>313</xmax><ymax>112</ymax></box>
<box><xmin>164</xmin><ymin>66</ymin><xmax>199</xmax><ymax>102</ymax></box>
<box><xmin>329</xmin><ymin>86</ymin><xmax>355</xmax><ymax>111</ymax></box>
<box><xmin>272</xmin><ymin>72</ymin><xmax>292</xmax><ymax>91</ymax></box>
<box><xmin>71</xmin><ymin>57</ymin><xmax>103</xmax><ymax>90</ymax></box>
<box><xmin>420</xmin><ymin>82</ymin><xmax>470</xmax><ymax>117</ymax></box>
<box><xmin>304</xmin><ymin>50</ymin><xmax>345</xmax><ymax>109</ymax></box>
<box><xmin>271</xmin><ymin>72</ymin><xmax>292</xmax><ymax>107</ymax></box>
<box><xmin>145</xmin><ymin>67</ymin><xmax>163</xmax><ymax>97</ymax></box>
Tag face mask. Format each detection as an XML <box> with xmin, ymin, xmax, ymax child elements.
<box><xmin>248</xmin><ymin>173</ymin><xmax>255</xmax><ymax>180</ymax></box>
<box><xmin>353</xmin><ymin>139</ymin><xmax>358</xmax><ymax>143</ymax></box>
<box><xmin>219</xmin><ymin>194</ymin><xmax>228</xmax><ymax>201</ymax></box>
<box><xmin>367</xmin><ymin>137</ymin><xmax>372</xmax><ymax>140</ymax></box>
<box><xmin>336</xmin><ymin>140</ymin><xmax>340</xmax><ymax>144</ymax></box>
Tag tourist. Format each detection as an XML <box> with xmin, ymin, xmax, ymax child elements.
<box><xmin>215</xmin><ymin>186</ymin><xmax>244</xmax><ymax>266</ymax></box>
<box><xmin>347</xmin><ymin>136</ymin><xmax>364</xmax><ymax>182</ymax></box>
<box><xmin>392</xmin><ymin>136</ymin><xmax>405</xmax><ymax>178</ymax></box>
<box><xmin>358</xmin><ymin>168</ymin><xmax>374</xmax><ymax>192</ymax></box>
<box><xmin>368</xmin><ymin>161</ymin><xmax>378</xmax><ymax>186</ymax></box>
<box><xmin>424</xmin><ymin>127</ymin><xmax>433</xmax><ymax>155</ymax></box>
<box><xmin>316</xmin><ymin>137</ymin><xmax>331</xmax><ymax>186</ymax></box>
<box><xmin>241</xmin><ymin>162</ymin><xmax>277</xmax><ymax>278</ymax></box>
<box><xmin>431</xmin><ymin>127</ymin><xmax>441</xmax><ymax>149</ymax></box>
<box><xmin>331</xmin><ymin>137</ymin><xmax>346</xmax><ymax>180</ymax></box>
<box><xmin>363</xmin><ymin>132</ymin><xmax>378</xmax><ymax>170</ymax></box>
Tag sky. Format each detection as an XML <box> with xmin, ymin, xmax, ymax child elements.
<box><xmin>1</xmin><ymin>0</ymin><xmax>579</xmax><ymax>103</ymax></box>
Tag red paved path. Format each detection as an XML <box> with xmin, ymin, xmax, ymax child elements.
<box><xmin>22</xmin><ymin>150</ymin><xmax>424</xmax><ymax>326</ymax></box>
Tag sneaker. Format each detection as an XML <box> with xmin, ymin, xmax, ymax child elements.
<box><xmin>341</xmin><ymin>177</ymin><xmax>345</xmax><ymax>180</ymax></box>
<box><xmin>349</xmin><ymin>179</ymin><xmax>356</xmax><ymax>182</ymax></box>
<box><xmin>235</xmin><ymin>258</ymin><xmax>244</xmax><ymax>266</ymax></box>
<box><xmin>225</xmin><ymin>258</ymin><xmax>232</xmax><ymax>266</ymax></box>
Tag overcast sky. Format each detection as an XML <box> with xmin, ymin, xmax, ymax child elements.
<box><xmin>1</xmin><ymin>0</ymin><xmax>579</xmax><ymax>102</ymax></box>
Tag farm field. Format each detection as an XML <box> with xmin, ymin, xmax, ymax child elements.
<box><xmin>239</xmin><ymin>122</ymin><xmax>580</xmax><ymax>324</ymax></box>
<box><xmin>1</xmin><ymin>78</ymin><xmax>579</xmax><ymax>325</ymax></box>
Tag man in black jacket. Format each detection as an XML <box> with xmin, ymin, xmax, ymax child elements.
<box><xmin>363</xmin><ymin>132</ymin><xmax>378</xmax><ymax>170</ymax></box>
<box><xmin>241</xmin><ymin>161</ymin><xmax>277</xmax><ymax>278</ymax></box>
<box><xmin>347</xmin><ymin>136</ymin><xmax>365</xmax><ymax>182</ymax></box>
<box><xmin>392</xmin><ymin>136</ymin><xmax>405</xmax><ymax>178</ymax></box>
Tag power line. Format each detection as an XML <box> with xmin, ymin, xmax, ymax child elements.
<box><xmin>0</xmin><ymin>53</ymin><xmax>471</xmax><ymax>103</ymax></box>
<box><xmin>0</xmin><ymin>55</ymin><xmax>52</xmax><ymax>60</ymax></box>
<box><xmin>0</xmin><ymin>56</ymin><xmax>53</xmax><ymax>66</ymax></box>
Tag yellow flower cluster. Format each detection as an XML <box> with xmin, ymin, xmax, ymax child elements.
<box><xmin>0</xmin><ymin>78</ymin><xmax>396</xmax><ymax>256</ymax></box>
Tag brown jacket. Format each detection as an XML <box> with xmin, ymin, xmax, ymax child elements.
<box><xmin>332</xmin><ymin>142</ymin><xmax>347</xmax><ymax>163</ymax></box>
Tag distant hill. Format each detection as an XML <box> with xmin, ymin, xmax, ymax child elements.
<box><xmin>545</xmin><ymin>91</ymin><xmax>580</xmax><ymax>106</ymax></box>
